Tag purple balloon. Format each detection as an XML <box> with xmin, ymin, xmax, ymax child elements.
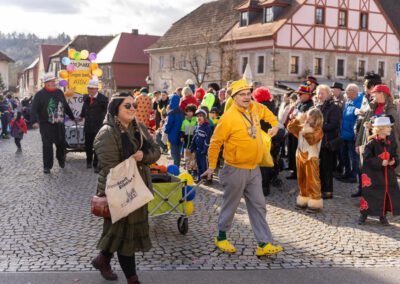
<box><xmin>59</xmin><ymin>80</ymin><xmax>68</xmax><ymax>87</ymax></box>
<box><xmin>66</xmin><ymin>64</ymin><xmax>76</xmax><ymax>72</ymax></box>
<box><xmin>88</xmin><ymin>52</ymin><xmax>97</xmax><ymax>61</ymax></box>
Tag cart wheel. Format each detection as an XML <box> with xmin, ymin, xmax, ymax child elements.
<box><xmin>177</xmin><ymin>216</ymin><xmax>189</xmax><ymax>235</ymax></box>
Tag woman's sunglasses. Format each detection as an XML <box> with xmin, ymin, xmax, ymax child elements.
<box><xmin>123</xmin><ymin>103</ymin><xmax>137</xmax><ymax>110</ymax></box>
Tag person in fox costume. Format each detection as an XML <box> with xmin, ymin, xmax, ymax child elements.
<box><xmin>358</xmin><ymin>116</ymin><xmax>400</xmax><ymax>225</ymax></box>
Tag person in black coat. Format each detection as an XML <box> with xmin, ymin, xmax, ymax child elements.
<box><xmin>316</xmin><ymin>85</ymin><xmax>341</xmax><ymax>199</ymax></box>
<box><xmin>253</xmin><ymin>87</ymin><xmax>284</xmax><ymax>196</ymax></box>
<box><xmin>80</xmin><ymin>79</ymin><xmax>108</xmax><ymax>172</ymax></box>
<box><xmin>31</xmin><ymin>73</ymin><xmax>75</xmax><ymax>173</ymax></box>
<box><xmin>359</xmin><ymin>117</ymin><xmax>400</xmax><ymax>225</ymax></box>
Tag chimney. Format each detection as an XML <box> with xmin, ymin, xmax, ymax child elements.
<box><xmin>132</xmin><ymin>29</ymin><xmax>139</xmax><ymax>35</ymax></box>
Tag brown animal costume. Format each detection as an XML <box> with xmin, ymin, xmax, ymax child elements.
<box><xmin>287</xmin><ymin>118</ymin><xmax>324</xmax><ymax>210</ymax></box>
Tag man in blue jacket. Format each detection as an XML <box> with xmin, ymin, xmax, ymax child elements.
<box><xmin>337</xmin><ymin>84</ymin><xmax>363</xmax><ymax>183</ymax></box>
<box><xmin>164</xmin><ymin>94</ymin><xmax>184</xmax><ymax>167</ymax></box>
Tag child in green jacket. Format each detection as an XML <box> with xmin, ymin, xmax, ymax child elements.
<box><xmin>180</xmin><ymin>104</ymin><xmax>198</xmax><ymax>174</ymax></box>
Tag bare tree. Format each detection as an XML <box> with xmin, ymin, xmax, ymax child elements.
<box><xmin>220</xmin><ymin>37</ymin><xmax>238</xmax><ymax>83</ymax></box>
<box><xmin>173</xmin><ymin>31</ymin><xmax>220</xmax><ymax>87</ymax></box>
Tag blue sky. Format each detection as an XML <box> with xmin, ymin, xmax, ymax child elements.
<box><xmin>0</xmin><ymin>0</ymin><xmax>210</xmax><ymax>37</ymax></box>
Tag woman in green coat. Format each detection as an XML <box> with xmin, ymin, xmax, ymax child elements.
<box><xmin>92</xmin><ymin>92</ymin><xmax>161</xmax><ymax>284</ymax></box>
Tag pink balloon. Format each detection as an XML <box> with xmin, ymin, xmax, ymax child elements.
<box><xmin>59</xmin><ymin>80</ymin><xmax>68</xmax><ymax>87</ymax></box>
<box><xmin>66</xmin><ymin>64</ymin><xmax>76</xmax><ymax>72</ymax></box>
<box><xmin>88</xmin><ymin>52</ymin><xmax>97</xmax><ymax>61</ymax></box>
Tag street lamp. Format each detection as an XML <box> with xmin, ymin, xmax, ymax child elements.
<box><xmin>145</xmin><ymin>76</ymin><xmax>152</xmax><ymax>91</ymax></box>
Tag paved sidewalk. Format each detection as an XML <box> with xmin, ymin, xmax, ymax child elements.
<box><xmin>0</xmin><ymin>130</ymin><xmax>399</xmax><ymax>274</ymax></box>
<box><xmin>1</xmin><ymin>268</ymin><xmax>400</xmax><ymax>284</ymax></box>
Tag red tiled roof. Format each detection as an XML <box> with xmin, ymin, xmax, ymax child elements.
<box><xmin>0</xmin><ymin>50</ymin><xmax>14</xmax><ymax>62</ymax></box>
<box><xmin>40</xmin><ymin>44</ymin><xmax>64</xmax><ymax>71</ymax></box>
<box><xmin>111</xmin><ymin>33</ymin><xmax>160</xmax><ymax>64</ymax></box>
<box><xmin>111</xmin><ymin>63</ymin><xmax>149</xmax><ymax>89</ymax></box>
<box><xmin>220</xmin><ymin>0</ymin><xmax>304</xmax><ymax>42</ymax></box>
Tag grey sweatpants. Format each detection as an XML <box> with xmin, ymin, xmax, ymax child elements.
<box><xmin>217</xmin><ymin>164</ymin><xmax>273</xmax><ymax>244</ymax></box>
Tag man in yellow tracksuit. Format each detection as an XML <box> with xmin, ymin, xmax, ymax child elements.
<box><xmin>202</xmin><ymin>79</ymin><xmax>283</xmax><ymax>256</ymax></box>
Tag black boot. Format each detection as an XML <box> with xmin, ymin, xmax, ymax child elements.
<box><xmin>262</xmin><ymin>185</ymin><xmax>270</xmax><ymax>196</ymax></box>
<box><xmin>358</xmin><ymin>212</ymin><xmax>368</xmax><ymax>225</ymax></box>
<box><xmin>91</xmin><ymin>253</ymin><xmax>118</xmax><ymax>280</ymax></box>
<box><xmin>379</xmin><ymin>215</ymin><xmax>389</xmax><ymax>225</ymax></box>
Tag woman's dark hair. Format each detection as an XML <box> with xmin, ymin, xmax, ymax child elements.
<box><xmin>364</xmin><ymin>71</ymin><xmax>382</xmax><ymax>89</ymax></box>
<box><xmin>208</xmin><ymin>83</ymin><xmax>220</xmax><ymax>92</ymax></box>
<box><xmin>108</xmin><ymin>92</ymin><xmax>135</xmax><ymax>116</ymax></box>
<box><xmin>185</xmin><ymin>104</ymin><xmax>197</xmax><ymax>113</ymax></box>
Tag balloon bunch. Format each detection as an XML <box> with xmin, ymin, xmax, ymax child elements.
<box><xmin>59</xmin><ymin>49</ymin><xmax>103</xmax><ymax>91</ymax></box>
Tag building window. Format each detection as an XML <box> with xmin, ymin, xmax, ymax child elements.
<box><xmin>241</xmin><ymin>56</ymin><xmax>249</xmax><ymax>74</ymax></box>
<box><xmin>207</xmin><ymin>53</ymin><xmax>212</xmax><ymax>67</ymax></box>
<box><xmin>378</xmin><ymin>61</ymin><xmax>385</xmax><ymax>78</ymax></box>
<box><xmin>337</xmin><ymin>58</ymin><xmax>345</xmax><ymax>77</ymax></box>
<box><xmin>360</xmin><ymin>12</ymin><xmax>368</xmax><ymax>30</ymax></box>
<box><xmin>159</xmin><ymin>56</ymin><xmax>164</xmax><ymax>70</ymax></box>
<box><xmin>240</xmin><ymin>12</ymin><xmax>248</xmax><ymax>27</ymax></box>
<box><xmin>315</xmin><ymin>7</ymin><xmax>324</xmax><ymax>25</ymax></box>
<box><xmin>290</xmin><ymin>56</ymin><xmax>299</xmax><ymax>74</ymax></box>
<box><xmin>314</xmin><ymin>57</ymin><xmax>323</xmax><ymax>76</ymax></box>
<box><xmin>257</xmin><ymin>55</ymin><xmax>265</xmax><ymax>74</ymax></box>
<box><xmin>358</xmin><ymin>59</ymin><xmax>366</xmax><ymax>77</ymax></box>
<box><xmin>338</xmin><ymin>10</ymin><xmax>347</xmax><ymax>27</ymax></box>
<box><xmin>264</xmin><ymin>7</ymin><xmax>274</xmax><ymax>23</ymax></box>
<box><xmin>170</xmin><ymin>56</ymin><xmax>175</xmax><ymax>69</ymax></box>
<box><xmin>181</xmin><ymin>55</ymin><xmax>186</xmax><ymax>69</ymax></box>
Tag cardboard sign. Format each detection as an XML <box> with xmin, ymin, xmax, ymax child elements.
<box><xmin>68</xmin><ymin>70</ymin><xmax>92</xmax><ymax>95</ymax></box>
<box><xmin>65</xmin><ymin>93</ymin><xmax>85</xmax><ymax>126</ymax></box>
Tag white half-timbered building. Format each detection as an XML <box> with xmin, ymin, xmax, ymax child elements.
<box><xmin>148</xmin><ymin>0</ymin><xmax>400</xmax><ymax>93</ymax></box>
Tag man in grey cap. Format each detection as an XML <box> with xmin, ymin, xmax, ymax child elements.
<box><xmin>31</xmin><ymin>72</ymin><xmax>75</xmax><ymax>173</ymax></box>
<box><xmin>80</xmin><ymin>79</ymin><xmax>108</xmax><ymax>172</ymax></box>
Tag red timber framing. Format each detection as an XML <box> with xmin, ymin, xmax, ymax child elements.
<box><xmin>275</xmin><ymin>0</ymin><xmax>399</xmax><ymax>56</ymax></box>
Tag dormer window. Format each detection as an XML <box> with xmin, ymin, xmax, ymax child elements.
<box><xmin>240</xmin><ymin>11</ymin><xmax>249</xmax><ymax>26</ymax></box>
<box><xmin>264</xmin><ymin>7</ymin><xmax>274</xmax><ymax>23</ymax></box>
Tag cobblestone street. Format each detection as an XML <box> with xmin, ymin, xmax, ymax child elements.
<box><xmin>0</xmin><ymin>130</ymin><xmax>399</xmax><ymax>273</ymax></box>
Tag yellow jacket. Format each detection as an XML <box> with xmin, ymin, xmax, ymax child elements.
<box><xmin>208</xmin><ymin>101</ymin><xmax>278</xmax><ymax>170</ymax></box>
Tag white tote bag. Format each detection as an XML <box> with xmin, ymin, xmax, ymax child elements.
<box><xmin>105</xmin><ymin>158</ymin><xmax>154</xmax><ymax>224</ymax></box>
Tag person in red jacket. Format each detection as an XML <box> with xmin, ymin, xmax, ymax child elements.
<box><xmin>194</xmin><ymin>88</ymin><xmax>206</xmax><ymax>105</ymax></box>
<box><xmin>10</xmin><ymin>112</ymin><xmax>28</xmax><ymax>153</ymax></box>
<box><xmin>179</xmin><ymin>87</ymin><xmax>199</xmax><ymax>111</ymax></box>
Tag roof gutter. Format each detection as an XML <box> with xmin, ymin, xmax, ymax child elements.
<box><xmin>145</xmin><ymin>41</ymin><xmax>220</xmax><ymax>53</ymax></box>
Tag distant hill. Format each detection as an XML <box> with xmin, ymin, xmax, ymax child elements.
<box><xmin>0</xmin><ymin>31</ymin><xmax>71</xmax><ymax>88</ymax></box>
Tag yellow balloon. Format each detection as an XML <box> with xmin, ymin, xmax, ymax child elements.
<box><xmin>178</xmin><ymin>172</ymin><xmax>194</xmax><ymax>186</ymax></box>
<box><xmin>68</xmin><ymin>49</ymin><xmax>76</xmax><ymax>59</ymax></box>
<box><xmin>185</xmin><ymin>201</ymin><xmax>195</xmax><ymax>216</ymax></box>
<box><xmin>59</xmin><ymin>70</ymin><xmax>69</xmax><ymax>79</ymax></box>
<box><xmin>92</xmin><ymin>68</ymin><xmax>103</xmax><ymax>77</ymax></box>
<box><xmin>80</xmin><ymin>50</ymin><xmax>89</xmax><ymax>60</ymax></box>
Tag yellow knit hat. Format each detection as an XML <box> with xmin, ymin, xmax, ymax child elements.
<box><xmin>231</xmin><ymin>79</ymin><xmax>251</xmax><ymax>97</ymax></box>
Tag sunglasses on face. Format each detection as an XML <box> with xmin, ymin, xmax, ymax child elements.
<box><xmin>123</xmin><ymin>103</ymin><xmax>137</xmax><ymax>110</ymax></box>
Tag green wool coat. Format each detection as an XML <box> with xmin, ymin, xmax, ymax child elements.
<box><xmin>93</xmin><ymin>115</ymin><xmax>161</xmax><ymax>256</ymax></box>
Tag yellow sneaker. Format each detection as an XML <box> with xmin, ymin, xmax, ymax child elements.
<box><xmin>255</xmin><ymin>243</ymin><xmax>283</xmax><ymax>256</ymax></box>
<box><xmin>214</xmin><ymin>238</ymin><xmax>237</xmax><ymax>253</ymax></box>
